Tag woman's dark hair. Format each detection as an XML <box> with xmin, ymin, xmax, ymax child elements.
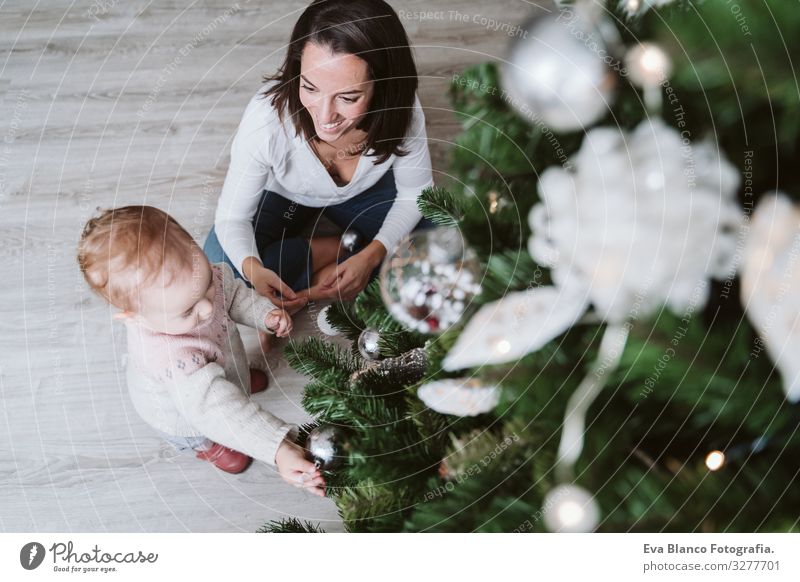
<box><xmin>263</xmin><ymin>0</ymin><xmax>419</xmax><ymax>165</ymax></box>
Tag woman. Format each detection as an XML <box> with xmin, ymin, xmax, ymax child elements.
<box><xmin>203</xmin><ymin>0</ymin><xmax>434</xmax><ymax>331</ymax></box>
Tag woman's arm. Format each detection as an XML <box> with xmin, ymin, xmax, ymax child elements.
<box><xmin>214</xmin><ymin>92</ymin><xmax>275</xmax><ymax>282</ymax></box>
<box><xmin>215</xmin><ymin>92</ymin><xmax>305</xmax><ymax>308</ymax></box>
<box><xmin>373</xmin><ymin>94</ymin><xmax>434</xmax><ymax>254</ymax></box>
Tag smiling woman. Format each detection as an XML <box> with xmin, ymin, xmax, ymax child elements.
<box><xmin>203</xmin><ymin>0</ymin><xmax>434</xmax><ymax>349</ymax></box>
<box><xmin>296</xmin><ymin>43</ymin><xmax>375</xmax><ymax>187</ymax></box>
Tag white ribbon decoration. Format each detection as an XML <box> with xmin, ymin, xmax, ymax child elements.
<box><xmin>556</xmin><ymin>323</ymin><xmax>630</xmax><ymax>480</ymax></box>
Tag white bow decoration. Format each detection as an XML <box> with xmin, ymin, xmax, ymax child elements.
<box><xmin>444</xmin><ymin>119</ymin><xmax>742</xmax><ymax>371</ymax></box>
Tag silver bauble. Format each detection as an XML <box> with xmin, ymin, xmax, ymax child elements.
<box><xmin>305</xmin><ymin>425</ymin><xmax>343</xmax><ymax>470</ymax></box>
<box><xmin>379</xmin><ymin>227</ymin><xmax>481</xmax><ymax>334</ymax></box>
<box><xmin>625</xmin><ymin>42</ymin><xmax>672</xmax><ymax>89</ymax></box>
<box><xmin>357</xmin><ymin>328</ymin><xmax>382</xmax><ymax>361</ymax></box>
<box><xmin>542</xmin><ymin>484</ymin><xmax>600</xmax><ymax>533</ymax></box>
<box><xmin>341</xmin><ymin>229</ymin><xmax>362</xmax><ymax>253</ymax></box>
<box><xmin>501</xmin><ymin>2</ymin><xmax>618</xmax><ymax>132</ymax></box>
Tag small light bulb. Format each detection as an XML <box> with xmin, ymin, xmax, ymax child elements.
<box><xmin>488</xmin><ymin>191</ymin><xmax>499</xmax><ymax>214</ymax></box>
<box><xmin>705</xmin><ymin>450</ymin><xmax>725</xmax><ymax>471</ymax></box>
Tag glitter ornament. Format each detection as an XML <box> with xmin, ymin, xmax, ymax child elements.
<box><xmin>417</xmin><ymin>378</ymin><xmax>500</xmax><ymax>416</ymax></box>
<box><xmin>443</xmin><ymin>286</ymin><xmax>587</xmax><ymax>370</ymax></box>
<box><xmin>380</xmin><ymin>227</ymin><xmax>481</xmax><ymax>334</ymax></box>
<box><xmin>542</xmin><ymin>484</ymin><xmax>600</xmax><ymax>533</ymax></box>
<box><xmin>357</xmin><ymin>328</ymin><xmax>382</xmax><ymax>361</ymax></box>
<box><xmin>316</xmin><ymin>305</ymin><xmax>340</xmax><ymax>336</ymax></box>
<box><xmin>305</xmin><ymin>425</ymin><xmax>344</xmax><ymax>471</ymax></box>
<box><xmin>340</xmin><ymin>229</ymin><xmax>362</xmax><ymax>253</ymax></box>
<box><xmin>501</xmin><ymin>1</ymin><xmax>619</xmax><ymax>132</ymax></box>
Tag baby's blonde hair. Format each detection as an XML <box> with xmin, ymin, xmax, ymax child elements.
<box><xmin>77</xmin><ymin>205</ymin><xmax>200</xmax><ymax>311</ymax></box>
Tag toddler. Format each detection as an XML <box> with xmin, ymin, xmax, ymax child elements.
<box><xmin>77</xmin><ymin>205</ymin><xmax>324</xmax><ymax>496</ymax></box>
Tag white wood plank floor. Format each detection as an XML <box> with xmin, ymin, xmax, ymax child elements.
<box><xmin>0</xmin><ymin>0</ymin><xmax>529</xmax><ymax>531</ymax></box>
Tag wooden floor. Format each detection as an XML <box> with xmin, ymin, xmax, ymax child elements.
<box><xmin>0</xmin><ymin>0</ymin><xmax>529</xmax><ymax>532</ymax></box>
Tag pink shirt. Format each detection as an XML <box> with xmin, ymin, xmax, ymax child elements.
<box><xmin>123</xmin><ymin>263</ymin><xmax>296</xmax><ymax>466</ymax></box>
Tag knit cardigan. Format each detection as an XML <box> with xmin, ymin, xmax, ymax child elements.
<box><xmin>123</xmin><ymin>262</ymin><xmax>296</xmax><ymax>466</ymax></box>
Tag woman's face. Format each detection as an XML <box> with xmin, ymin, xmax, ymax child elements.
<box><xmin>299</xmin><ymin>42</ymin><xmax>374</xmax><ymax>143</ymax></box>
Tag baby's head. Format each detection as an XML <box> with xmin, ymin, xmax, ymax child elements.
<box><xmin>77</xmin><ymin>205</ymin><xmax>215</xmax><ymax>334</ymax></box>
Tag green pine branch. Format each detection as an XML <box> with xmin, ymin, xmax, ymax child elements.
<box><xmin>257</xmin><ymin>518</ymin><xmax>325</xmax><ymax>533</ymax></box>
<box><xmin>286</xmin><ymin>336</ymin><xmax>360</xmax><ymax>379</ymax></box>
<box><xmin>337</xmin><ymin>480</ymin><xmax>413</xmax><ymax>532</ymax></box>
<box><xmin>417</xmin><ymin>186</ymin><xmax>465</xmax><ymax>227</ymax></box>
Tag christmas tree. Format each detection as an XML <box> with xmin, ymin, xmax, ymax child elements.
<box><xmin>263</xmin><ymin>0</ymin><xmax>800</xmax><ymax>532</ymax></box>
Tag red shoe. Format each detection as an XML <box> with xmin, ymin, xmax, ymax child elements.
<box><xmin>250</xmin><ymin>368</ymin><xmax>269</xmax><ymax>394</ymax></box>
<box><xmin>196</xmin><ymin>443</ymin><xmax>252</xmax><ymax>474</ymax></box>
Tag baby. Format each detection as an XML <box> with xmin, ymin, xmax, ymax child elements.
<box><xmin>77</xmin><ymin>205</ymin><xmax>324</xmax><ymax>496</ymax></box>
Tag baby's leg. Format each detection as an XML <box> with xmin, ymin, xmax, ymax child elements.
<box><xmin>158</xmin><ymin>431</ymin><xmax>213</xmax><ymax>453</ymax></box>
<box><xmin>157</xmin><ymin>430</ymin><xmax>252</xmax><ymax>473</ymax></box>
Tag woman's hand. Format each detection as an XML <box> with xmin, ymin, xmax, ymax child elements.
<box><xmin>243</xmin><ymin>257</ymin><xmax>308</xmax><ymax>312</ymax></box>
<box><xmin>275</xmin><ymin>440</ymin><xmax>325</xmax><ymax>497</ymax></box>
<box><xmin>319</xmin><ymin>241</ymin><xmax>386</xmax><ymax>301</ymax></box>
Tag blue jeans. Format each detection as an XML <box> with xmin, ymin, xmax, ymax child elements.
<box><xmin>203</xmin><ymin>168</ymin><xmax>433</xmax><ymax>291</ymax></box>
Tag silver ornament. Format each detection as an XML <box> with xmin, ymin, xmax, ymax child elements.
<box><xmin>500</xmin><ymin>2</ymin><xmax>619</xmax><ymax>132</ymax></box>
<box><xmin>357</xmin><ymin>328</ymin><xmax>382</xmax><ymax>360</ymax></box>
<box><xmin>316</xmin><ymin>305</ymin><xmax>340</xmax><ymax>336</ymax></box>
<box><xmin>542</xmin><ymin>484</ymin><xmax>600</xmax><ymax>533</ymax></box>
<box><xmin>622</xmin><ymin>0</ymin><xmax>678</xmax><ymax>18</ymax></box>
<box><xmin>349</xmin><ymin>347</ymin><xmax>428</xmax><ymax>388</ymax></box>
<box><xmin>625</xmin><ymin>42</ymin><xmax>673</xmax><ymax>111</ymax></box>
<box><xmin>625</xmin><ymin>42</ymin><xmax>672</xmax><ymax>89</ymax></box>
<box><xmin>379</xmin><ymin>227</ymin><xmax>481</xmax><ymax>334</ymax></box>
<box><xmin>341</xmin><ymin>229</ymin><xmax>362</xmax><ymax>253</ymax></box>
<box><xmin>305</xmin><ymin>425</ymin><xmax>344</xmax><ymax>470</ymax></box>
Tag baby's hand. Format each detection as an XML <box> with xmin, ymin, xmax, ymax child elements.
<box><xmin>275</xmin><ymin>440</ymin><xmax>325</xmax><ymax>497</ymax></box>
<box><xmin>265</xmin><ymin>309</ymin><xmax>293</xmax><ymax>337</ymax></box>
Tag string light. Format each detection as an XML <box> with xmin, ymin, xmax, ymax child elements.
<box><xmin>488</xmin><ymin>191</ymin><xmax>499</xmax><ymax>214</ymax></box>
<box><xmin>705</xmin><ymin>450</ymin><xmax>726</xmax><ymax>471</ymax></box>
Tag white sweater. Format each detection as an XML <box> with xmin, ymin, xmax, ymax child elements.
<box><xmin>124</xmin><ymin>263</ymin><xmax>296</xmax><ymax>466</ymax></box>
<box><xmin>214</xmin><ymin>83</ymin><xmax>435</xmax><ymax>277</ymax></box>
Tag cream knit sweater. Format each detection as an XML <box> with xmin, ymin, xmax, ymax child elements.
<box><xmin>123</xmin><ymin>262</ymin><xmax>296</xmax><ymax>466</ymax></box>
